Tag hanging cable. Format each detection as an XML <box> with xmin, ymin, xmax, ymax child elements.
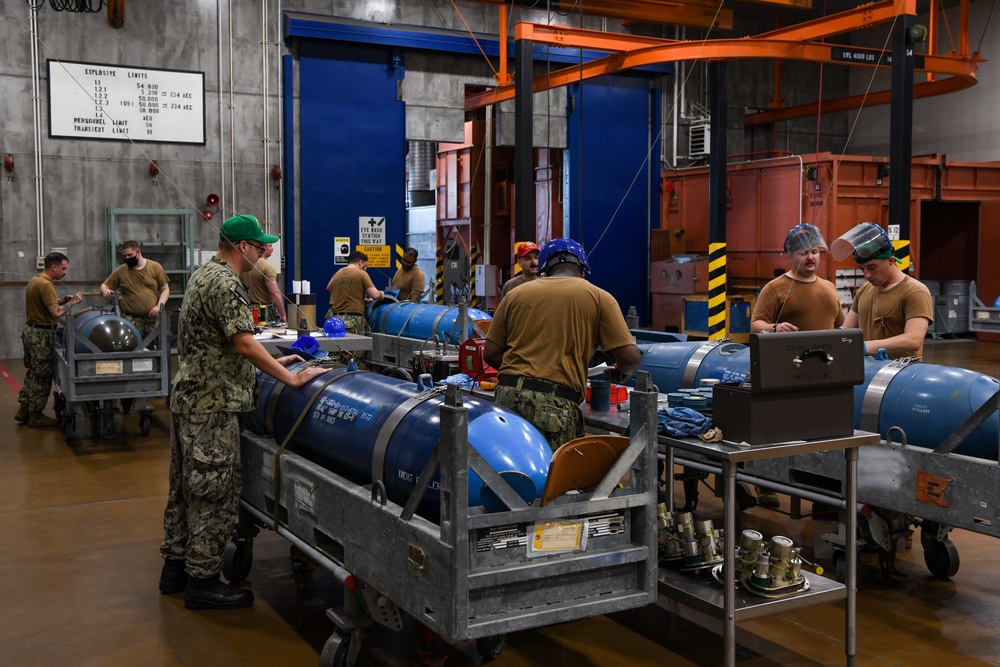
<box><xmin>588</xmin><ymin>2</ymin><xmax>726</xmax><ymax>257</ymax></box>
<box><xmin>449</xmin><ymin>0</ymin><xmax>499</xmax><ymax>80</ymax></box>
<box><xmin>976</xmin><ymin>0</ymin><xmax>999</xmax><ymax>53</ymax></box>
<box><xmin>939</xmin><ymin>2</ymin><xmax>956</xmax><ymax>55</ymax></box>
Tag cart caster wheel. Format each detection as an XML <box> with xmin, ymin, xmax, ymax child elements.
<box><xmin>476</xmin><ymin>634</ymin><xmax>506</xmax><ymax>661</ymax></box>
<box><xmin>62</xmin><ymin>416</ymin><xmax>76</xmax><ymax>442</ymax></box>
<box><xmin>139</xmin><ymin>413</ymin><xmax>152</xmax><ymax>436</ymax></box>
<box><xmin>101</xmin><ymin>411</ymin><xmax>116</xmax><ymax>440</ymax></box>
<box><xmin>923</xmin><ymin>537</ymin><xmax>960</xmax><ymax>579</ymax></box>
<box><xmin>319</xmin><ymin>632</ymin><xmax>351</xmax><ymax>667</ymax></box>
<box><xmin>53</xmin><ymin>394</ymin><xmax>66</xmax><ymax>419</ymax></box>
<box><xmin>832</xmin><ymin>550</ymin><xmax>846</xmax><ymax>584</ymax></box>
<box><xmin>223</xmin><ymin>539</ymin><xmax>253</xmax><ymax>583</ymax></box>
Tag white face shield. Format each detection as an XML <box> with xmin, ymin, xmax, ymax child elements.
<box><xmin>830</xmin><ymin>222</ymin><xmax>892</xmax><ymax>261</ymax></box>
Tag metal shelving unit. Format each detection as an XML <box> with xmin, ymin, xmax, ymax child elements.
<box><xmin>105</xmin><ymin>207</ymin><xmax>197</xmax><ymax>299</ymax></box>
<box><xmin>658</xmin><ymin>432</ymin><xmax>880</xmax><ymax>667</ymax></box>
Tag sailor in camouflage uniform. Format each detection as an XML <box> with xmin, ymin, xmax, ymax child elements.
<box><xmin>159</xmin><ymin>214</ymin><xmax>331</xmax><ymax>611</ymax></box>
<box><xmin>17</xmin><ymin>252</ymin><xmax>82</xmax><ymax>427</ymax></box>
<box><xmin>484</xmin><ymin>238</ymin><xmax>642</xmax><ymax>451</ymax></box>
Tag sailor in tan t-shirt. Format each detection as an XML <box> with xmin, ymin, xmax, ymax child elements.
<box><xmin>18</xmin><ymin>252</ymin><xmax>82</xmax><ymax>426</ymax></box>
<box><xmin>751</xmin><ymin>224</ymin><xmax>844</xmax><ymax>334</ymax></box>
<box><xmin>498</xmin><ymin>241</ymin><xmax>540</xmax><ymax>303</ymax></box>
<box><xmin>101</xmin><ymin>240</ymin><xmax>170</xmax><ymax>339</ymax></box>
<box><xmin>484</xmin><ymin>238</ymin><xmax>641</xmax><ymax>450</ymax></box>
<box><xmin>240</xmin><ymin>243</ymin><xmax>287</xmax><ymax>323</ymax></box>
<box><xmin>390</xmin><ymin>247</ymin><xmax>425</xmax><ymax>303</ymax></box>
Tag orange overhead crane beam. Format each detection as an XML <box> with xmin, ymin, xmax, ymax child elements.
<box><xmin>463</xmin><ymin>0</ymin><xmax>982</xmax><ymax>121</ymax></box>
<box><xmin>465</xmin><ymin>0</ymin><xmax>735</xmax><ymax>30</ymax></box>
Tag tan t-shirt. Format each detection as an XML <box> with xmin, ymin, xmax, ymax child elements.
<box><xmin>850</xmin><ymin>275</ymin><xmax>934</xmax><ymax>358</ymax></box>
<box><xmin>104</xmin><ymin>259</ymin><xmax>169</xmax><ymax>316</ymax></box>
<box><xmin>25</xmin><ymin>274</ymin><xmax>58</xmax><ymax>326</ymax></box>
<box><xmin>240</xmin><ymin>258</ymin><xmax>278</xmax><ymax>304</ymax></box>
<box><xmin>486</xmin><ymin>276</ymin><xmax>635</xmax><ymax>397</ymax></box>
<box><xmin>327</xmin><ymin>265</ymin><xmax>374</xmax><ymax>314</ymax></box>
<box><xmin>752</xmin><ymin>274</ymin><xmax>845</xmax><ymax>331</ymax></box>
<box><xmin>498</xmin><ymin>274</ymin><xmax>530</xmax><ymax>302</ymax></box>
<box><xmin>391</xmin><ymin>265</ymin><xmax>425</xmax><ymax>301</ymax></box>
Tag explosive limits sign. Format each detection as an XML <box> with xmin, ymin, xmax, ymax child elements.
<box><xmin>47</xmin><ymin>60</ymin><xmax>205</xmax><ymax>145</ymax></box>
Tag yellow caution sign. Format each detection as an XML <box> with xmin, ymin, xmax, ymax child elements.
<box><xmin>358</xmin><ymin>245</ymin><xmax>391</xmax><ymax>268</ymax></box>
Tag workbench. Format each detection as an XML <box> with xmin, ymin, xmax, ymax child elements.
<box><xmin>253</xmin><ymin>328</ymin><xmax>373</xmax><ymax>354</ymax></box>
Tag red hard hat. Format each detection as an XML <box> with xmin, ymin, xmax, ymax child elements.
<box><xmin>515</xmin><ymin>241</ymin><xmax>540</xmax><ymax>258</ymax></box>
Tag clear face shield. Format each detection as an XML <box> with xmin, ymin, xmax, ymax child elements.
<box><xmin>784</xmin><ymin>224</ymin><xmax>828</xmax><ymax>256</ymax></box>
<box><xmin>830</xmin><ymin>222</ymin><xmax>892</xmax><ymax>262</ymax></box>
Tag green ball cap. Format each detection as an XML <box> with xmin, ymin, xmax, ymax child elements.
<box><xmin>220</xmin><ymin>214</ymin><xmax>279</xmax><ymax>244</ymax></box>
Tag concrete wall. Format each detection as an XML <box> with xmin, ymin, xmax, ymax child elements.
<box><xmin>846</xmin><ymin>0</ymin><xmax>1000</xmax><ymax>160</ymax></box>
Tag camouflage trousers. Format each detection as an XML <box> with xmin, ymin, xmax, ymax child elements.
<box><xmin>19</xmin><ymin>326</ymin><xmax>55</xmax><ymax>412</ymax></box>
<box><xmin>122</xmin><ymin>312</ymin><xmax>159</xmax><ymax>344</ymax></box>
<box><xmin>323</xmin><ymin>310</ymin><xmax>368</xmax><ymax>368</ymax></box>
<box><xmin>160</xmin><ymin>412</ymin><xmax>242</xmax><ymax>579</ymax></box>
<box><xmin>495</xmin><ymin>384</ymin><xmax>584</xmax><ymax>451</ymax></box>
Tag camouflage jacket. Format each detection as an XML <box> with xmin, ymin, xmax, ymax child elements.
<box><xmin>170</xmin><ymin>257</ymin><xmax>258</xmax><ymax>413</ymax></box>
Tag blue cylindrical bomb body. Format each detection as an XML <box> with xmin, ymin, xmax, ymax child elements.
<box><xmin>368</xmin><ymin>301</ymin><xmax>492</xmax><ymax>344</ymax></box>
<box><xmin>637</xmin><ymin>341</ymin><xmax>999</xmax><ymax>460</ymax></box>
<box><xmin>855</xmin><ymin>358</ymin><xmax>1000</xmax><ymax>459</ymax></box>
<box><xmin>245</xmin><ymin>366</ymin><xmax>552</xmax><ymax>520</ymax></box>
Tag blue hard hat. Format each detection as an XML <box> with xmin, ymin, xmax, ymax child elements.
<box><xmin>994</xmin><ymin>295</ymin><xmax>1000</xmax><ymax>309</ymax></box>
<box><xmin>323</xmin><ymin>317</ymin><xmax>347</xmax><ymax>338</ymax></box>
<box><xmin>538</xmin><ymin>238</ymin><xmax>591</xmax><ymax>275</ymax></box>
<box><xmin>289</xmin><ymin>335</ymin><xmax>328</xmax><ymax>359</ymax></box>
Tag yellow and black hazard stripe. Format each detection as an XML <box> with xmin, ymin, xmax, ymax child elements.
<box><xmin>469</xmin><ymin>244</ymin><xmax>480</xmax><ymax>308</ymax></box>
<box><xmin>708</xmin><ymin>243</ymin><xmax>727</xmax><ymax>340</ymax></box>
<box><xmin>892</xmin><ymin>239</ymin><xmax>911</xmax><ymax>271</ymax></box>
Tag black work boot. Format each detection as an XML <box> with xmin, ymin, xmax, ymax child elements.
<box><xmin>184</xmin><ymin>574</ymin><xmax>254</xmax><ymax>610</ymax></box>
<box><xmin>15</xmin><ymin>403</ymin><xmax>29</xmax><ymax>423</ymax></box>
<box><xmin>159</xmin><ymin>558</ymin><xmax>188</xmax><ymax>594</ymax></box>
<box><xmin>26</xmin><ymin>411</ymin><xmax>59</xmax><ymax>428</ymax></box>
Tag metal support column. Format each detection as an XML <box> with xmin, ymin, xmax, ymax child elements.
<box><xmin>514</xmin><ymin>38</ymin><xmax>535</xmax><ymax>243</ymax></box>
<box><xmin>708</xmin><ymin>62</ymin><xmax>729</xmax><ymax>339</ymax></box>
<box><xmin>708</xmin><ymin>61</ymin><xmax>728</xmax><ymax>245</ymax></box>
<box><xmin>888</xmin><ymin>17</ymin><xmax>916</xmax><ymax>241</ymax></box>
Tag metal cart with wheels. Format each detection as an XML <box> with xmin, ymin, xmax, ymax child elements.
<box><xmin>53</xmin><ymin>306</ymin><xmax>172</xmax><ymax>440</ymax></box>
<box><xmin>234</xmin><ymin>376</ymin><xmax>660</xmax><ymax>666</ymax></box>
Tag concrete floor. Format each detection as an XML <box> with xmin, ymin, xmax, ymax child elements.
<box><xmin>2</xmin><ymin>338</ymin><xmax>1000</xmax><ymax>666</ymax></box>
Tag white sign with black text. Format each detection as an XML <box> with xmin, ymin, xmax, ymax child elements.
<box><xmin>47</xmin><ymin>60</ymin><xmax>205</xmax><ymax>144</ymax></box>
<box><xmin>359</xmin><ymin>217</ymin><xmax>386</xmax><ymax>246</ymax></box>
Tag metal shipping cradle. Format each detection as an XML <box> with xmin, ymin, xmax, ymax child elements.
<box><xmin>233</xmin><ymin>377</ymin><xmax>661</xmax><ymax>667</ymax></box>
<box><xmin>53</xmin><ymin>306</ymin><xmax>171</xmax><ymax>440</ymax></box>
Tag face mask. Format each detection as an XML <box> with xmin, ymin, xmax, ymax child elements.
<box><xmin>124</xmin><ymin>256</ymin><xmax>139</xmax><ymax>268</ymax></box>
